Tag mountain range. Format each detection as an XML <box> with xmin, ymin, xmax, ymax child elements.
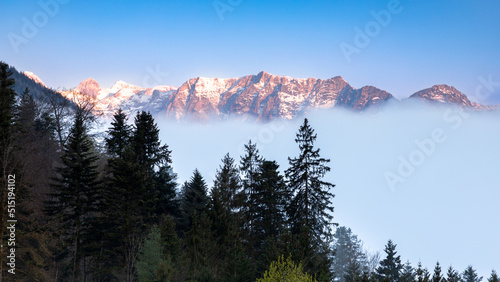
<box><xmin>15</xmin><ymin>68</ymin><xmax>499</xmax><ymax>121</ymax></box>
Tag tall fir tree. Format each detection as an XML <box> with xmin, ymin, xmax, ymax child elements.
<box><xmin>209</xmin><ymin>168</ymin><xmax>253</xmax><ymax>282</ymax></box>
<box><xmin>285</xmin><ymin>118</ymin><xmax>335</xmax><ymax>280</ymax></box>
<box><xmin>488</xmin><ymin>270</ymin><xmax>500</xmax><ymax>282</ymax></box>
<box><xmin>375</xmin><ymin>240</ymin><xmax>402</xmax><ymax>281</ymax></box>
<box><xmin>179</xmin><ymin>169</ymin><xmax>209</xmax><ymax>232</ymax></box>
<box><xmin>401</xmin><ymin>261</ymin><xmax>416</xmax><ymax>282</ymax></box>
<box><xmin>14</xmin><ymin>87</ymin><xmax>62</xmax><ymax>280</ymax></box>
<box><xmin>45</xmin><ymin>111</ymin><xmax>101</xmax><ymax>281</ymax></box>
<box><xmin>332</xmin><ymin>226</ymin><xmax>368</xmax><ymax>282</ymax></box>
<box><xmin>253</xmin><ymin>160</ymin><xmax>291</xmax><ymax>276</ymax></box>
<box><xmin>445</xmin><ymin>266</ymin><xmax>461</xmax><ymax>282</ymax></box>
<box><xmin>213</xmin><ymin>153</ymin><xmax>244</xmax><ymax>216</ymax></box>
<box><xmin>432</xmin><ymin>261</ymin><xmax>443</xmax><ymax>282</ymax></box>
<box><xmin>240</xmin><ymin>140</ymin><xmax>264</xmax><ymax>234</ymax></box>
<box><xmin>132</xmin><ymin>111</ymin><xmax>175</xmax><ymax>220</ymax></box>
<box><xmin>102</xmin><ymin>110</ymin><xmax>175</xmax><ymax>280</ymax></box>
<box><xmin>254</xmin><ymin>160</ymin><xmax>288</xmax><ymax>240</ymax></box>
<box><xmin>462</xmin><ymin>265</ymin><xmax>482</xmax><ymax>282</ymax></box>
<box><xmin>105</xmin><ymin>108</ymin><xmax>130</xmax><ymax>159</ymax></box>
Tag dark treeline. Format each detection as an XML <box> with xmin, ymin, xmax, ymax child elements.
<box><xmin>0</xmin><ymin>62</ymin><xmax>498</xmax><ymax>281</ymax></box>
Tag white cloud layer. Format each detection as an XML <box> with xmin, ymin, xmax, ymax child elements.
<box><xmin>157</xmin><ymin>106</ymin><xmax>500</xmax><ymax>275</ymax></box>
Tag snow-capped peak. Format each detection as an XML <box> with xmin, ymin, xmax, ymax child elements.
<box><xmin>23</xmin><ymin>71</ymin><xmax>46</xmax><ymax>87</ymax></box>
<box><xmin>111</xmin><ymin>80</ymin><xmax>141</xmax><ymax>91</ymax></box>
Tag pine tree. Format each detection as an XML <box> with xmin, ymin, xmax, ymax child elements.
<box><xmin>179</xmin><ymin>169</ymin><xmax>209</xmax><ymax>232</ymax></box>
<box><xmin>133</xmin><ymin>111</ymin><xmax>175</xmax><ymax>220</ymax></box>
<box><xmin>102</xmin><ymin>110</ymin><xmax>174</xmax><ymax>280</ymax></box>
<box><xmin>416</xmin><ymin>261</ymin><xmax>430</xmax><ymax>282</ymax></box>
<box><xmin>254</xmin><ymin>160</ymin><xmax>288</xmax><ymax>239</ymax></box>
<box><xmin>45</xmin><ymin>111</ymin><xmax>101</xmax><ymax>281</ymax></box>
<box><xmin>344</xmin><ymin>260</ymin><xmax>363</xmax><ymax>282</ymax></box>
<box><xmin>375</xmin><ymin>240</ymin><xmax>402</xmax><ymax>281</ymax></box>
<box><xmin>432</xmin><ymin>261</ymin><xmax>443</xmax><ymax>282</ymax></box>
<box><xmin>154</xmin><ymin>165</ymin><xmax>179</xmax><ymax>217</ymax></box>
<box><xmin>285</xmin><ymin>118</ymin><xmax>335</xmax><ymax>280</ymax></box>
<box><xmin>105</xmin><ymin>108</ymin><xmax>130</xmax><ymax>159</ymax></box>
<box><xmin>445</xmin><ymin>266</ymin><xmax>460</xmax><ymax>282</ymax></box>
<box><xmin>401</xmin><ymin>261</ymin><xmax>415</xmax><ymax>282</ymax></box>
<box><xmin>488</xmin><ymin>270</ymin><xmax>500</xmax><ymax>282</ymax></box>
<box><xmin>332</xmin><ymin>226</ymin><xmax>368</xmax><ymax>282</ymax></box>
<box><xmin>213</xmin><ymin>153</ymin><xmax>243</xmax><ymax>215</ymax></box>
<box><xmin>240</xmin><ymin>139</ymin><xmax>263</xmax><ymax>235</ymax></box>
<box><xmin>462</xmin><ymin>265</ymin><xmax>482</xmax><ymax>282</ymax></box>
<box><xmin>14</xmin><ymin>87</ymin><xmax>62</xmax><ymax>280</ymax></box>
<box><xmin>209</xmin><ymin>174</ymin><xmax>253</xmax><ymax>281</ymax></box>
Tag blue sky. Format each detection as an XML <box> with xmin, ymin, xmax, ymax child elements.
<box><xmin>1</xmin><ymin>0</ymin><xmax>500</xmax><ymax>274</ymax></box>
<box><xmin>1</xmin><ymin>0</ymin><xmax>500</xmax><ymax>103</ymax></box>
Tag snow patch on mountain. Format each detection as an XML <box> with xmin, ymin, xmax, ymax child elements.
<box><xmin>23</xmin><ymin>71</ymin><xmax>46</xmax><ymax>87</ymax></box>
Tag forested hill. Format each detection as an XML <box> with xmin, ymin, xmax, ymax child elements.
<box><xmin>7</xmin><ymin>65</ymin><xmax>67</xmax><ymax>103</ymax></box>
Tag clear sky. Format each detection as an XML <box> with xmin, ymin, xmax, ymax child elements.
<box><xmin>1</xmin><ymin>0</ymin><xmax>500</xmax><ymax>102</ymax></box>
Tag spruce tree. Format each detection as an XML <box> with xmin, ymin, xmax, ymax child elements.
<box><xmin>416</xmin><ymin>261</ymin><xmax>430</xmax><ymax>282</ymax></box>
<box><xmin>254</xmin><ymin>160</ymin><xmax>288</xmax><ymax>240</ymax></box>
<box><xmin>462</xmin><ymin>265</ymin><xmax>482</xmax><ymax>282</ymax></box>
<box><xmin>209</xmin><ymin>171</ymin><xmax>253</xmax><ymax>282</ymax></box>
<box><xmin>240</xmin><ymin>139</ymin><xmax>263</xmax><ymax>235</ymax></box>
<box><xmin>285</xmin><ymin>118</ymin><xmax>335</xmax><ymax>237</ymax></box>
<box><xmin>180</xmin><ymin>169</ymin><xmax>209</xmax><ymax>232</ymax></box>
<box><xmin>253</xmin><ymin>160</ymin><xmax>290</xmax><ymax>276</ymax></box>
<box><xmin>102</xmin><ymin>110</ymin><xmax>174</xmax><ymax>280</ymax></box>
<box><xmin>285</xmin><ymin>118</ymin><xmax>335</xmax><ymax>280</ymax></box>
<box><xmin>213</xmin><ymin>153</ymin><xmax>243</xmax><ymax>215</ymax></box>
<box><xmin>132</xmin><ymin>111</ymin><xmax>175</xmax><ymax>220</ymax></box>
<box><xmin>45</xmin><ymin>111</ymin><xmax>101</xmax><ymax>281</ymax></box>
<box><xmin>488</xmin><ymin>270</ymin><xmax>500</xmax><ymax>282</ymax></box>
<box><xmin>105</xmin><ymin>108</ymin><xmax>130</xmax><ymax>159</ymax></box>
<box><xmin>445</xmin><ymin>266</ymin><xmax>460</xmax><ymax>282</ymax></box>
<box><xmin>432</xmin><ymin>262</ymin><xmax>443</xmax><ymax>282</ymax></box>
<box><xmin>401</xmin><ymin>261</ymin><xmax>415</xmax><ymax>282</ymax></box>
<box><xmin>332</xmin><ymin>226</ymin><xmax>368</xmax><ymax>282</ymax></box>
<box><xmin>375</xmin><ymin>240</ymin><xmax>402</xmax><ymax>281</ymax></box>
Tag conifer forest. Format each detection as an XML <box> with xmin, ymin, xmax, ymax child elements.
<box><xmin>0</xmin><ymin>62</ymin><xmax>498</xmax><ymax>282</ymax></box>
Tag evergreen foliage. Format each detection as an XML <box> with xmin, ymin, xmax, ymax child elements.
<box><xmin>45</xmin><ymin>111</ymin><xmax>101</xmax><ymax>281</ymax></box>
<box><xmin>332</xmin><ymin>226</ymin><xmax>368</xmax><ymax>282</ymax></box>
<box><xmin>285</xmin><ymin>118</ymin><xmax>335</xmax><ymax>280</ymax></box>
<box><xmin>401</xmin><ymin>261</ymin><xmax>415</xmax><ymax>282</ymax></box>
<box><xmin>375</xmin><ymin>240</ymin><xmax>403</xmax><ymax>281</ymax></box>
<box><xmin>432</xmin><ymin>261</ymin><xmax>443</xmax><ymax>282</ymax></box>
<box><xmin>462</xmin><ymin>265</ymin><xmax>482</xmax><ymax>282</ymax></box>
<box><xmin>445</xmin><ymin>266</ymin><xmax>461</xmax><ymax>282</ymax></box>
<box><xmin>488</xmin><ymin>270</ymin><xmax>500</xmax><ymax>282</ymax></box>
<box><xmin>179</xmin><ymin>169</ymin><xmax>209</xmax><ymax>232</ymax></box>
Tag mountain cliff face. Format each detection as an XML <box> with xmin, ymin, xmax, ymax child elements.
<box><xmin>143</xmin><ymin>71</ymin><xmax>394</xmax><ymax>121</ymax></box>
<box><xmin>16</xmin><ymin>68</ymin><xmax>496</xmax><ymax>121</ymax></box>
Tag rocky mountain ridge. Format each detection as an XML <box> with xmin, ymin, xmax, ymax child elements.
<box><xmin>20</xmin><ymin>70</ymin><xmax>498</xmax><ymax>121</ymax></box>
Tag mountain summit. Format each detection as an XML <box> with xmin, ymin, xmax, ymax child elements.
<box><xmin>19</xmin><ymin>69</ymin><xmax>496</xmax><ymax>121</ymax></box>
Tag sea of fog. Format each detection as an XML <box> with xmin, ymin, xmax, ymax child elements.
<box><xmin>156</xmin><ymin>106</ymin><xmax>500</xmax><ymax>276</ymax></box>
